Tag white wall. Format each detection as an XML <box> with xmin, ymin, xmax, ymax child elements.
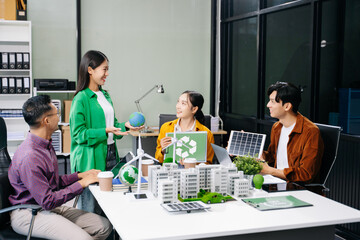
<box><xmin>28</xmin><ymin>0</ymin><xmax>77</xmax><ymax>82</ymax></box>
<box><xmin>28</xmin><ymin>0</ymin><xmax>212</xmax><ymax>155</ymax></box>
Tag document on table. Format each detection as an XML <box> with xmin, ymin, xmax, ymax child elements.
<box><xmin>243</xmin><ymin>195</ymin><xmax>313</xmax><ymax>211</ymax></box>
<box><xmin>263</xmin><ymin>174</ymin><xmax>286</xmax><ymax>184</ymax></box>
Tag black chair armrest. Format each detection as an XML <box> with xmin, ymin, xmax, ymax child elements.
<box><xmin>0</xmin><ymin>204</ymin><xmax>42</xmax><ymax>214</ymax></box>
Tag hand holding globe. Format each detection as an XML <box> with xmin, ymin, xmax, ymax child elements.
<box><xmin>125</xmin><ymin>112</ymin><xmax>145</xmax><ymax>131</ymax></box>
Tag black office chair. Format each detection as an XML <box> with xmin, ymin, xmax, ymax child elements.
<box><xmin>159</xmin><ymin>114</ymin><xmax>211</xmax><ymax>130</ymax></box>
<box><xmin>0</xmin><ymin>117</ymin><xmax>11</xmax><ymax>174</ymax></box>
<box><xmin>0</xmin><ymin>173</ymin><xmax>44</xmax><ymax>240</ymax></box>
<box><xmin>305</xmin><ymin>123</ymin><xmax>342</xmax><ymax>191</ymax></box>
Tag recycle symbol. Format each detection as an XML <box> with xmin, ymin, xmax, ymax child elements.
<box><xmin>175</xmin><ymin>136</ymin><xmax>197</xmax><ymax>159</ymax></box>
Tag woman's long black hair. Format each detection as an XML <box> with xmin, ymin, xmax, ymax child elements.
<box><xmin>182</xmin><ymin>90</ymin><xmax>205</xmax><ymax>125</ymax></box>
<box><xmin>75</xmin><ymin>50</ymin><xmax>108</xmax><ymax>96</ymax></box>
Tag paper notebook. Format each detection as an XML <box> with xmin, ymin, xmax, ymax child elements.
<box><xmin>242</xmin><ymin>195</ymin><xmax>313</xmax><ymax>211</ymax></box>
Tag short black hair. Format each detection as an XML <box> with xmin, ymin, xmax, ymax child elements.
<box><xmin>267</xmin><ymin>82</ymin><xmax>301</xmax><ymax>113</ymax></box>
<box><xmin>22</xmin><ymin>95</ymin><xmax>52</xmax><ymax>128</ymax></box>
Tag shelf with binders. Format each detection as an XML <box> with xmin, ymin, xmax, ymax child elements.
<box><xmin>0</xmin><ymin>76</ymin><xmax>31</xmax><ymax>95</ymax></box>
<box><xmin>0</xmin><ymin>20</ymin><xmax>32</xmax><ymax>156</ymax></box>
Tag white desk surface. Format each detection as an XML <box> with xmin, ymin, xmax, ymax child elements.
<box><xmin>89</xmin><ymin>186</ymin><xmax>360</xmax><ymax>240</ymax></box>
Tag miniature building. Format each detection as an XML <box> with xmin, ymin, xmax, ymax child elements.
<box><xmin>234</xmin><ymin>178</ymin><xmax>250</xmax><ymax>197</ymax></box>
<box><xmin>222</xmin><ymin>163</ymin><xmax>238</xmax><ymax>175</ymax></box>
<box><xmin>171</xmin><ymin>169</ymin><xmax>182</xmax><ymax>193</ymax></box>
<box><xmin>151</xmin><ymin>169</ymin><xmax>169</xmax><ymax>197</ymax></box>
<box><xmin>237</xmin><ymin>170</ymin><xmax>244</xmax><ymax>179</ymax></box>
<box><xmin>227</xmin><ymin>172</ymin><xmax>244</xmax><ymax>195</ymax></box>
<box><xmin>196</xmin><ymin>164</ymin><xmax>220</xmax><ymax>191</ymax></box>
<box><xmin>210</xmin><ymin>168</ymin><xmax>228</xmax><ymax>196</ymax></box>
<box><xmin>158</xmin><ymin>178</ymin><xmax>178</xmax><ymax>204</ymax></box>
<box><xmin>163</xmin><ymin>162</ymin><xmax>178</xmax><ymax>171</ymax></box>
<box><xmin>147</xmin><ymin>165</ymin><xmax>161</xmax><ymax>192</ymax></box>
<box><xmin>180</xmin><ymin>168</ymin><xmax>199</xmax><ymax>199</ymax></box>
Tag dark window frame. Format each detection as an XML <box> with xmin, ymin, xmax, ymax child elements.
<box><xmin>220</xmin><ymin>0</ymin><xmax>330</xmax><ymax>123</ymax></box>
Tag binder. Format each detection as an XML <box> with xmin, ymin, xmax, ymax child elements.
<box><xmin>16</xmin><ymin>53</ymin><xmax>23</xmax><ymax>69</ymax></box>
<box><xmin>1</xmin><ymin>77</ymin><xmax>9</xmax><ymax>94</ymax></box>
<box><xmin>1</xmin><ymin>53</ymin><xmax>8</xmax><ymax>69</ymax></box>
<box><xmin>23</xmin><ymin>77</ymin><xmax>30</xmax><ymax>93</ymax></box>
<box><xmin>16</xmin><ymin>77</ymin><xmax>23</xmax><ymax>93</ymax></box>
<box><xmin>8</xmin><ymin>77</ymin><xmax>15</xmax><ymax>94</ymax></box>
<box><xmin>9</xmin><ymin>53</ymin><xmax>16</xmax><ymax>69</ymax></box>
<box><xmin>23</xmin><ymin>53</ymin><xmax>29</xmax><ymax>69</ymax></box>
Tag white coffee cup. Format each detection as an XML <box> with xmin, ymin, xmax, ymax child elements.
<box><xmin>141</xmin><ymin>159</ymin><xmax>154</xmax><ymax>176</ymax></box>
<box><xmin>184</xmin><ymin>158</ymin><xmax>197</xmax><ymax>169</ymax></box>
<box><xmin>97</xmin><ymin>171</ymin><xmax>114</xmax><ymax>191</ymax></box>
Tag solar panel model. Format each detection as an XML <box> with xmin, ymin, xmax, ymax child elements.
<box><xmin>227</xmin><ymin>131</ymin><xmax>266</xmax><ymax>158</ymax></box>
<box><xmin>161</xmin><ymin>201</ymin><xmax>210</xmax><ymax>213</ymax></box>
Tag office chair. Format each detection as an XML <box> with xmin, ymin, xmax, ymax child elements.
<box><xmin>159</xmin><ymin>114</ymin><xmax>211</xmax><ymax>130</ymax></box>
<box><xmin>0</xmin><ymin>117</ymin><xmax>11</xmax><ymax>174</ymax></box>
<box><xmin>0</xmin><ymin>173</ymin><xmax>44</xmax><ymax>240</ymax></box>
<box><xmin>305</xmin><ymin>123</ymin><xmax>342</xmax><ymax>191</ymax></box>
<box><xmin>0</xmin><ymin>172</ymin><xmax>80</xmax><ymax>240</ymax></box>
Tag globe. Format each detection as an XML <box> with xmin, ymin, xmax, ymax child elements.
<box><xmin>119</xmin><ymin>165</ymin><xmax>139</xmax><ymax>186</ymax></box>
<box><xmin>129</xmin><ymin>112</ymin><xmax>145</xmax><ymax>127</ymax></box>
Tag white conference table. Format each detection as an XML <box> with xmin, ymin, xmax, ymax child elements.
<box><xmin>89</xmin><ymin>186</ymin><xmax>360</xmax><ymax>240</ymax></box>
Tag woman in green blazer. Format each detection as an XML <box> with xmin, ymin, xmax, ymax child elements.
<box><xmin>70</xmin><ymin>50</ymin><xmax>141</xmax><ymax>212</ymax></box>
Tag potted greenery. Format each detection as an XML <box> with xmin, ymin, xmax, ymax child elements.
<box><xmin>233</xmin><ymin>155</ymin><xmax>263</xmax><ymax>186</ymax></box>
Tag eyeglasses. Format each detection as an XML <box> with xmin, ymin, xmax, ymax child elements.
<box><xmin>46</xmin><ymin>110</ymin><xmax>61</xmax><ymax>118</ymax></box>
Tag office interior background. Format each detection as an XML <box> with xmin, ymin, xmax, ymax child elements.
<box><xmin>2</xmin><ymin>0</ymin><xmax>360</xmax><ymax>239</ymax></box>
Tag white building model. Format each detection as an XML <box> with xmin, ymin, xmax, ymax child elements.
<box><xmin>227</xmin><ymin>172</ymin><xmax>244</xmax><ymax>195</ymax></box>
<box><xmin>149</xmin><ymin>163</ymin><xmax>251</xmax><ymax>202</ymax></box>
<box><xmin>150</xmin><ymin>169</ymin><xmax>169</xmax><ymax>197</ymax></box>
<box><xmin>210</xmin><ymin>168</ymin><xmax>228</xmax><ymax>196</ymax></box>
<box><xmin>180</xmin><ymin>168</ymin><xmax>199</xmax><ymax>199</ymax></box>
<box><xmin>197</xmin><ymin>164</ymin><xmax>219</xmax><ymax>191</ymax></box>
<box><xmin>158</xmin><ymin>178</ymin><xmax>178</xmax><ymax>204</ymax></box>
<box><xmin>148</xmin><ymin>165</ymin><xmax>161</xmax><ymax>193</ymax></box>
<box><xmin>234</xmin><ymin>179</ymin><xmax>250</xmax><ymax>197</ymax></box>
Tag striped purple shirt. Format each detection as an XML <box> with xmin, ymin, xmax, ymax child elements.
<box><xmin>8</xmin><ymin>133</ymin><xmax>83</xmax><ymax>210</ymax></box>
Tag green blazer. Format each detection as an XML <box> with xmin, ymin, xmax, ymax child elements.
<box><xmin>69</xmin><ymin>88</ymin><xmax>127</xmax><ymax>172</ymax></box>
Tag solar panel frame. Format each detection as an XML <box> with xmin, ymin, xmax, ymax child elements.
<box><xmin>227</xmin><ymin>131</ymin><xmax>266</xmax><ymax>158</ymax></box>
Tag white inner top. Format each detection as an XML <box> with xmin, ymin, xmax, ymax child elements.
<box><xmin>94</xmin><ymin>90</ymin><xmax>115</xmax><ymax>145</ymax></box>
<box><xmin>175</xmin><ymin>118</ymin><xmax>196</xmax><ymax>132</ymax></box>
<box><xmin>276</xmin><ymin>122</ymin><xmax>296</xmax><ymax>170</ymax></box>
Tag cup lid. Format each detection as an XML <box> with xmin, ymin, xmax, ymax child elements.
<box><xmin>184</xmin><ymin>158</ymin><xmax>197</xmax><ymax>163</ymax></box>
<box><xmin>142</xmin><ymin>159</ymin><xmax>154</xmax><ymax>164</ymax></box>
<box><xmin>98</xmin><ymin>171</ymin><xmax>114</xmax><ymax>178</ymax></box>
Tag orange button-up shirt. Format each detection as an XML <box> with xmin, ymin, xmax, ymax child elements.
<box><xmin>155</xmin><ymin>119</ymin><xmax>214</xmax><ymax>164</ymax></box>
<box><xmin>263</xmin><ymin>113</ymin><xmax>324</xmax><ymax>183</ymax></box>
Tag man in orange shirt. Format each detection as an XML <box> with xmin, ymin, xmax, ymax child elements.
<box><xmin>260</xmin><ymin>82</ymin><xmax>324</xmax><ymax>183</ymax></box>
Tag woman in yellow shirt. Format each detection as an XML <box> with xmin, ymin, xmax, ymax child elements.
<box><xmin>155</xmin><ymin>90</ymin><xmax>214</xmax><ymax>164</ymax></box>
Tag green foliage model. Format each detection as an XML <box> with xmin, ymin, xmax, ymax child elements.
<box><xmin>233</xmin><ymin>155</ymin><xmax>263</xmax><ymax>175</ymax></box>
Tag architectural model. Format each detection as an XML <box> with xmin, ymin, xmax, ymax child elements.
<box><xmin>148</xmin><ymin>163</ymin><xmax>254</xmax><ymax>203</ymax></box>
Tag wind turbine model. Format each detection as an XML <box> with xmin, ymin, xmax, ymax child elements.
<box><xmin>115</xmin><ymin>133</ymin><xmax>159</xmax><ymax>199</ymax></box>
<box><xmin>162</xmin><ymin>130</ymin><xmax>192</xmax><ymax>164</ymax></box>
